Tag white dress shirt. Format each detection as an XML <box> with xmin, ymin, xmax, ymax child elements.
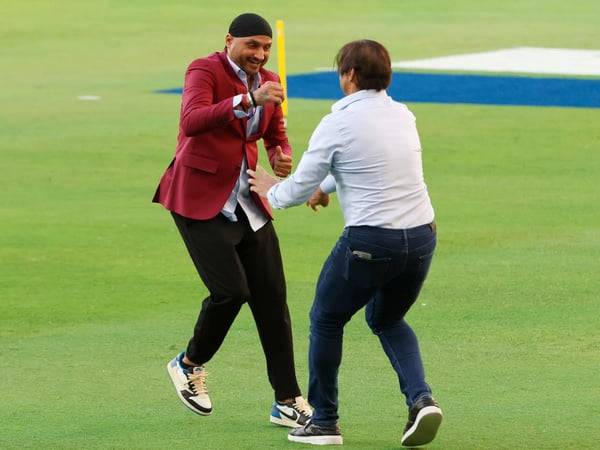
<box><xmin>221</xmin><ymin>55</ymin><xmax>268</xmax><ymax>232</ymax></box>
<box><xmin>267</xmin><ymin>89</ymin><xmax>434</xmax><ymax>229</ymax></box>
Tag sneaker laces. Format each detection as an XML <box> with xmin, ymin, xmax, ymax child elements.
<box><xmin>293</xmin><ymin>396</ymin><xmax>313</xmax><ymax>417</ymax></box>
<box><xmin>187</xmin><ymin>368</ymin><xmax>208</xmax><ymax>395</ymax></box>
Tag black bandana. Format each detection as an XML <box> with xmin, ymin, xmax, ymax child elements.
<box><xmin>228</xmin><ymin>13</ymin><xmax>272</xmax><ymax>38</ymax></box>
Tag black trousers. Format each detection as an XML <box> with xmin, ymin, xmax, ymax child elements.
<box><xmin>171</xmin><ymin>208</ymin><xmax>301</xmax><ymax>400</ymax></box>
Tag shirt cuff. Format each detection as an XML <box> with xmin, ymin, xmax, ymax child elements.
<box><xmin>319</xmin><ymin>174</ymin><xmax>337</xmax><ymax>194</ymax></box>
<box><xmin>232</xmin><ymin>94</ymin><xmax>249</xmax><ymax>118</ymax></box>
<box><xmin>267</xmin><ymin>183</ymin><xmax>282</xmax><ymax>209</ymax></box>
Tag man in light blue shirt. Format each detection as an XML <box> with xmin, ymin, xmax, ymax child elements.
<box><xmin>249</xmin><ymin>40</ymin><xmax>443</xmax><ymax>447</ymax></box>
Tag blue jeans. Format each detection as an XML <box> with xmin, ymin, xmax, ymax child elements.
<box><xmin>308</xmin><ymin>224</ymin><xmax>436</xmax><ymax>426</ymax></box>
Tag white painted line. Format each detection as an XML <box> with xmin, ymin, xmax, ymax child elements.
<box><xmin>392</xmin><ymin>47</ymin><xmax>600</xmax><ymax>76</ymax></box>
<box><xmin>78</xmin><ymin>95</ymin><xmax>101</xmax><ymax>100</ymax></box>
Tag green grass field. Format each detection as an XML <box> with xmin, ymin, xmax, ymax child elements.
<box><xmin>2</xmin><ymin>1</ymin><xmax>600</xmax><ymax>448</ymax></box>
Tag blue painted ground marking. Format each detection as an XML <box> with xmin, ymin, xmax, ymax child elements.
<box><xmin>156</xmin><ymin>72</ymin><xmax>600</xmax><ymax>108</ymax></box>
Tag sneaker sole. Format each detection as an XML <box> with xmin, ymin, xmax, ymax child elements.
<box><xmin>166</xmin><ymin>361</ymin><xmax>212</xmax><ymax>416</ymax></box>
<box><xmin>288</xmin><ymin>434</ymin><xmax>343</xmax><ymax>445</ymax></box>
<box><xmin>401</xmin><ymin>406</ymin><xmax>442</xmax><ymax>447</ymax></box>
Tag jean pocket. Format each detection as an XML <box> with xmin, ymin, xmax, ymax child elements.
<box><xmin>415</xmin><ymin>247</ymin><xmax>435</xmax><ymax>279</ymax></box>
<box><xmin>342</xmin><ymin>246</ymin><xmax>392</xmax><ymax>288</ymax></box>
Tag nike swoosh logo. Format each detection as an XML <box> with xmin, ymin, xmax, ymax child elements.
<box><xmin>278</xmin><ymin>406</ymin><xmax>299</xmax><ymax>421</ymax></box>
<box><xmin>181</xmin><ymin>390</ymin><xmax>212</xmax><ymax>413</ymax></box>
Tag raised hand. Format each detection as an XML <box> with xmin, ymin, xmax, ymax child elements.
<box><xmin>252</xmin><ymin>81</ymin><xmax>285</xmax><ymax>106</ymax></box>
<box><xmin>273</xmin><ymin>146</ymin><xmax>292</xmax><ymax>178</ymax></box>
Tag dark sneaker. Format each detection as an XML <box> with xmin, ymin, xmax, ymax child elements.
<box><xmin>401</xmin><ymin>395</ymin><xmax>443</xmax><ymax>447</ymax></box>
<box><xmin>270</xmin><ymin>396</ymin><xmax>312</xmax><ymax>427</ymax></box>
<box><xmin>288</xmin><ymin>422</ymin><xmax>343</xmax><ymax>445</ymax></box>
<box><xmin>166</xmin><ymin>352</ymin><xmax>212</xmax><ymax>415</ymax></box>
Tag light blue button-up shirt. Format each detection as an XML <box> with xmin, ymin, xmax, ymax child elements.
<box><xmin>267</xmin><ymin>89</ymin><xmax>434</xmax><ymax>229</ymax></box>
<box><xmin>221</xmin><ymin>55</ymin><xmax>268</xmax><ymax>232</ymax></box>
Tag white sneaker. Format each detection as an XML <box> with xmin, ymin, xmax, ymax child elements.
<box><xmin>270</xmin><ymin>396</ymin><xmax>313</xmax><ymax>427</ymax></box>
<box><xmin>166</xmin><ymin>352</ymin><xmax>212</xmax><ymax>415</ymax></box>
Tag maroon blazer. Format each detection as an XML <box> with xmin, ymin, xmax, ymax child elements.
<box><xmin>153</xmin><ymin>51</ymin><xmax>291</xmax><ymax>220</ymax></box>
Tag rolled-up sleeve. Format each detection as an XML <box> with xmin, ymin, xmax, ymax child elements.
<box><xmin>232</xmin><ymin>94</ymin><xmax>248</xmax><ymax>118</ymax></box>
<box><xmin>267</xmin><ymin>115</ymin><xmax>343</xmax><ymax>209</ymax></box>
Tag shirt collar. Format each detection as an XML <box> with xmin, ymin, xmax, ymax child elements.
<box><xmin>226</xmin><ymin>54</ymin><xmax>261</xmax><ymax>89</ymax></box>
<box><xmin>331</xmin><ymin>89</ymin><xmax>388</xmax><ymax>112</ymax></box>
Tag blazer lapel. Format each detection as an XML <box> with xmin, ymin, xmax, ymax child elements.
<box><xmin>218</xmin><ymin>52</ymin><xmax>246</xmax><ymax>89</ymax></box>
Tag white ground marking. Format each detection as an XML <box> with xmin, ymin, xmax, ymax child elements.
<box><xmin>78</xmin><ymin>95</ymin><xmax>101</xmax><ymax>100</ymax></box>
<box><xmin>391</xmin><ymin>47</ymin><xmax>600</xmax><ymax>76</ymax></box>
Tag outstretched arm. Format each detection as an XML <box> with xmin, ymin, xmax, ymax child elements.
<box><xmin>248</xmin><ymin>115</ymin><xmax>342</xmax><ymax>209</ymax></box>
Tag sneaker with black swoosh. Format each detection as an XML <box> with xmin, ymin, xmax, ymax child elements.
<box><xmin>270</xmin><ymin>396</ymin><xmax>312</xmax><ymax>427</ymax></box>
<box><xmin>166</xmin><ymin>352</ymin><xmax>212</xmax><ymax>416</ymax></box>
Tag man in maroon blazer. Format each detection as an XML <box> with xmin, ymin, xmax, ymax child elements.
<box><xmin>154</xmin><ymin>13</ymin><xmax>311</xmax><ymax>427</ymax></box>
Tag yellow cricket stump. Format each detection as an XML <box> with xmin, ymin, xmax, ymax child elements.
<box><xmin>276</xmin><ymin>19</ymin><xmax>288</xmax><ymax>124</ymax></box>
